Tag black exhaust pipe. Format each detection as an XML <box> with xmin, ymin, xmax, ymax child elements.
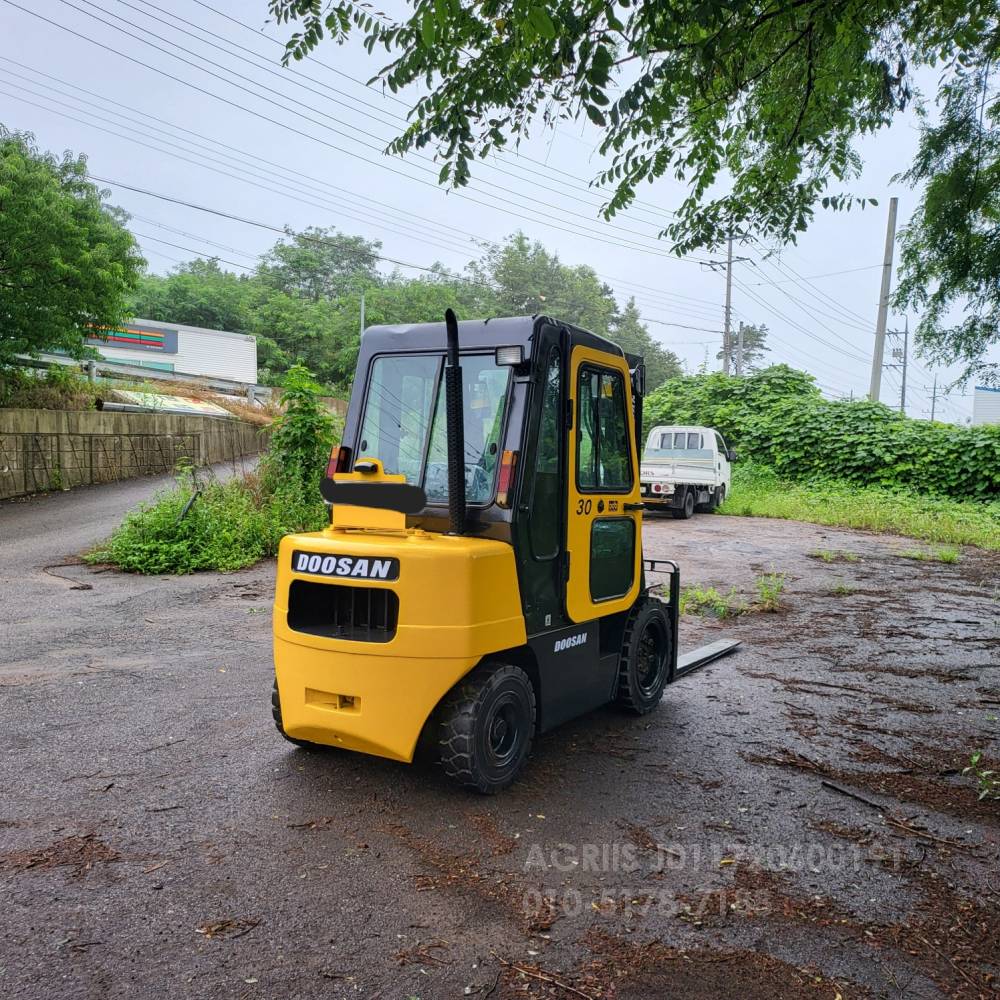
<box><xmin>444</xmin><ymin>308</ymin><xmax>466</xmax><ymax>535</ymax></box>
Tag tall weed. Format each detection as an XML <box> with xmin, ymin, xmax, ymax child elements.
<box><xmin>721</xmin><ymin>463</ymin><xmax>1000</xmax><ymax>550</ymax></box>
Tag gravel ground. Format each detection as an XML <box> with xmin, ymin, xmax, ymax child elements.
<box><xmin>1</xmin><ymin>480</ymin><xmax>998</xmax><ymax>1000</ymax></box>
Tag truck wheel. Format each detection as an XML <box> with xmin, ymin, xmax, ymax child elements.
<box><xmin>616</xmin><ymin>599</ymin><xmax>672</xmax><ymax>714</ymax></box>
<box><xmin>271</xmin><ymin>678</ymin><xmax>323</xmax><ymax>751</ymax></box>
<box><xmin>672</xmin><ymin>488</ymin><xmax>695</xmax><ymax>519</ymax></box>
<box><xmin>438</xmin><ymin>662</ymin><xmax>536</xmax><ymax>794</ymax></box>
<box><xmin>699</xmin><ymin>485</ymin><xmax>725</xmax><ymax>513</ymax></box>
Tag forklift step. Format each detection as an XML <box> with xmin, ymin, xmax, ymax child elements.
<box><xmin>673</xmin><ymin>639</ymin><xmax>741</xmax><ymax>681</ymax></box>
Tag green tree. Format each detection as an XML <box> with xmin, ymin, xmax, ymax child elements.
<box><xmin>469</xmin><ymin>235</ymin><xmax>679</xmax><ymax>382</ymax></box>
<box><xmin>261</xmin><ymin>363</ymin><xmax>336</xmax><ymax>495</ymax></box>
<box><xmin>129</xmin><ymin>259</ymin><xmax>255</xmax><ymax>333</ymax></box>
<box><xmin>716</xmin><ymin>323</ymin><xmax>770</xmax><ymax>374</ymax></box>
<box><xmin>269</xmin><ymin>1</ymin><xmax>1000</xmax><ymax>383</ymax></box>
<box><xmin>469</xmin><ymin>233</ymin><xmax>618</xmax><ymax>333</ymax></box>
<box><xmin>895</xmin><ymin>69</ymin><xmax>1000</xmax><ymax>385</ymax></box>
<box><xmin>257</xmin><ymin>226</ymin><xmax>381</xmax><ymax>301</ymax></box>
<box><xmin>0</xmin><ymin>127</ymin><xmax>144</xmax><ymax>367</ymax></box>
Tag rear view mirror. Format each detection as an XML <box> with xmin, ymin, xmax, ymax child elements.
<box><xmin>727</xmin><ymin>450</ymin><xmax>737</xmax><ymax>462</ymax></box>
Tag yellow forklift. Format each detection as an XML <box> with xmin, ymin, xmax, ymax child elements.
<box><xmin>272</xmin><ymin>311</ymin><xmax>737</xmax><ymax>792</ymax></box>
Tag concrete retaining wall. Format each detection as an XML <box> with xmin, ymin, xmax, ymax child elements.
<box><xmin>0</xmin><ymin>409</ymin><xmax>266</xmax><ymax>500</ymax></box>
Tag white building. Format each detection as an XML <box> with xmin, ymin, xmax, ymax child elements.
<box><xmin>84</xmin><ymin>318</ymin><xmax>258</xmax><ymax>384</ymax></box>
<box><xmin>972</xmin><ymin>386</ymin><xmax>1000</xmax><ymax>426</ymax></box>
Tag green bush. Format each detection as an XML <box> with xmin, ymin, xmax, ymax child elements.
<box><xmin>260</xmin><ymin>364</ymin><xmax>336</xmax><ymax>495</ymax></box>
<box><xmin>645</xmin><ymin>366</ymin><xmax>1000</xmax><ymax>500</ymax></box>
<box><xmin>87</xmin><ymin>365</ymin><xmax>336</xmax><ymax>574</ymax></box>
<box><xmin>722</xmin><ymin>462</ymin><xmax>1000</xmax><ymax>549</ymax></box>
<box><xmin>0</xmin><ymin>366</ymin><xmax>99</xmax><ymax>410</ymax></box>
<box><xmin>644</xmin><ymin>365</ymin><xmax>819</xmax><ymax>447</ymax></box>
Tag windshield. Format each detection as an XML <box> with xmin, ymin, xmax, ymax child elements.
<box><xmin>357</xmin><ymin>353</ymin><xmax>512</xmax><ymax>506</ymax></box>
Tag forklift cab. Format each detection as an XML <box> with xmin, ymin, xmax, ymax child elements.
<box><xmin>272</xmin><ymin>314</ymin><xmax>682</xmax><ymax>792</ymax></box>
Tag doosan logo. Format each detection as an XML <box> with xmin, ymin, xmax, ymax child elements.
<box><xmin>554</xmin><ymin>632</ymin><xmax>588</xmax><ymax>653</ymax></box>
<box><xmin>292</xmin><ymin>551</ymin><xmax>399</xmax><ymax>581</ymax></box>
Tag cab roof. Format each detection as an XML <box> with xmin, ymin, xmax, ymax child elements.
<box><xmin>360</xmin><ymin>315</ymin><xmax>626</xmax><ymax>363</ymax></box>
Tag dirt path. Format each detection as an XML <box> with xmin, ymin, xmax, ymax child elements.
<box><xmin>1</xmin><ymin>503</ymin><xmax>997</xmax><ymax>999</ymax></box>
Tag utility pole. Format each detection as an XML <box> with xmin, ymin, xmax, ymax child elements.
<box><xmin>884</xmin><ymin>326</ymin><xmax>907</xmax><ymax>413</ymax></box>
<box><xmin>723</xmin><ymin>233</ymin><xmax>733</xmax><ymax>375</ymax></box>
<box><xmin>899</xmin><ymin>317</ymin><xmax>908</xmax><ymax>415</ymax></box>
<box><xmin>736</xmin><ymin>321</ymin><xmax>745</xmax><ymax>376</ymax></box>
<box><xmin>930</xmin><ymin>374</ymin><xmax>938</xmax><ymax>421</ymax></box>
<box><xmin>869</xmin><ymin>196</ymin><xmax>899</xmax><ymax>402</ymax></box>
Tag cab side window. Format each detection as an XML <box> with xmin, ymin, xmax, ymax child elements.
<box><xmin>529</xmin><ymin>347</ymin><xmax>562</xmax><ymax>559</ymax></box>
<box><xmin>576</xmin><ymin>366</ymin><xmax>633</xmax><ymax>492</ymax></box>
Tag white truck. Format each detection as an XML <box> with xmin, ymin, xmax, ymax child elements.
<box><xmin>640</xmin><ymin>425</ymin><xmax>735</xmax><ymax>519</ymax></box>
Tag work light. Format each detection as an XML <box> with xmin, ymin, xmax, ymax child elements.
<box><xmin>495</xmin><ymin>345</ymin><xmax>523</xmax><ymax>366</ymax></box>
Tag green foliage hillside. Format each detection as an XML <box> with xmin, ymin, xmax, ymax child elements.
<box><xmin>130</xmin><ymin>230</ymin><xmax>681</xmax><ymax>393</ymax></box>
<box><xmin>645</xmin><ymin>366</ymin><xmax>1000</xmax><ymax>500</ymax></box>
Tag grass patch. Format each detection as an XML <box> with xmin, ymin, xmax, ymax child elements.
<box><xmin>84</xmin><ymin>474</ymin><xmax>326</xmax><ymax>574</ymax></box>
<box><xmin>896</xmin><ymin>545</ymin><xmax>962</xmax><ymax>563</ymax></box>
<box><xmin>679</xmin><ymin>584</ymin><xmax>746</xmax><ymax>619</ymax></box>
<box><xmin>964</xmin><ymin>750</ymin><xmax>1000</xmax><ymax>801</ymax></box>
<box><xmin>754</xmin><ymin>571</ymin><xmax>786</xmax><ymax>611</ymax></box>
<box><xmin>806</xmin><ymin>548</ymin><xmax>859</xmax><ymax>563</ymax></box>
<box><xmin>1</xmin><ymin>365</ymin><xmax>98</xmax><ymax>409</ymax></box>
<box><xmin>721</xmin><ymin>463</ymin><xmax>1000</xmax><ymax>550</ymax></box>
<box><xmin>829</xmin><ymin>582</ymin><xmax>855</xmax><ymax>596</ymax></box>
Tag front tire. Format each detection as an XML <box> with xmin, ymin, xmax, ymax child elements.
<box><xmin>438</xmin><ymin>662</ymin><xmax>536</xmax><ymax>794</ymax></box>
<box><xmin>671</xmin><ymin>488</ymin><xmax>696</xmax><ymax>519</ymax></box>
<box><xmin>616</xmin><ymin>598</ymin><xmax>672</xmax><ymax>714</ymax></box>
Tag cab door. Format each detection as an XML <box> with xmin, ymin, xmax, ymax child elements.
<box><xmin>565</xmin><ymin>345</ymin><xmax>642</xmax><ymax>623</ymax></box>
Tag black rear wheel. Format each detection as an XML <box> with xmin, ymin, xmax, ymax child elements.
<box><xmin>672</xmin><ymin>488</ymin><xmax>696</xmax><ymax>519</ymax></box>
<box><xmin>616</xmin><ymin>599</ymin><xmax>673</xmax><ymax>714</ymax></box>
<box><xmin>271</xmin><ymin>678</ymin><xmax>324</xmax><ymax>750</ymax></box>
<box><xmin>698</xmin><ymin>485</ymin><xmax>724</xmax><ymax>513</ymax></box>
<box><xmin>438</xmin><ymin>662</ymin><xmax>536</xmax><ymax>794</ymax></box>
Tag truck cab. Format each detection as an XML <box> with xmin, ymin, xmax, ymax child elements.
<box><xmin>640</xmin><ymin>424</ymin><xmax>734</xmax><ymax>519</ymax></box>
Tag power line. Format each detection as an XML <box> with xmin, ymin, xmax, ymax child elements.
<box><xmin>43</xmin><ymin>0</ymin><xmax>702</xmax><ymax>261</ymax></box>
<box><xmin>753</xmin><ymin>254</ymin><xmax>873</xmax><ymax>336</ymax></box>
<box><xmin>0</xmin><ymin>60</ymin><xmax>495</xmax><ymax>259</ymax></box>
<box><xmin>116</xmin><ymin>0</ymin><xmax>672</xmax><ymax>238</ymax></box>
<box><xmin>130</xmin><ymin>230</ymin><xmax>257</xmax><ymax>271</ymax></box>
<box><xmin>757</xmin><ymin>255</ymin><xmax>877</xmax><ymax>330</ymax></box>
<box><xmin>730</xmin><ymin>275</ymin><xmax>871</xmax><ymax>376</ymax></box>
<box><xmin>745</xmin><ymin>263</ymin><xmax>884</xmax><ymax>285</ymax></box>
<box><xmin>746</xmin><ymin>258</ymin><xmax>871</xmax><ymax>360</ymax></box>
<box><xmin>0</xmin><ymin>81</ymin><xmax>486</xmax><ymax>261</ymax></box>
<box><xmin>185</xmin><ymin>0</ymin><xmax>680</xmax><ymax>226</ymax></box>
<box><xmin>4</xmin><ymin>76</ymin><xmax>740</xmax><ymax>344</ymax></box>
<box><xmin>88</xmin><ymin>174</ymin><xmax>456</xmax><ymax>276</ymax></box>
<box><xmin>2</xmin><ymin>61</ymin><xmax>743</xmax><ymax>339</ymax></box>
<box><xmin>2</xmin><ymin>0</ymin><xmax>703</xmax><ymax>263</ymax></box>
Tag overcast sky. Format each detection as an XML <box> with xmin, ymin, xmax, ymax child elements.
<box><xmin>2</xmin><ymin>0</ymin><xmax>994</xmax><ymax>423</ymax></box>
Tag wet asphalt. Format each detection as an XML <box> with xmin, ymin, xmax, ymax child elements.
<box><xmin>1</xmin><ymin>479</ymin><xmax>998</xmax><ymax>999</ymax></box>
